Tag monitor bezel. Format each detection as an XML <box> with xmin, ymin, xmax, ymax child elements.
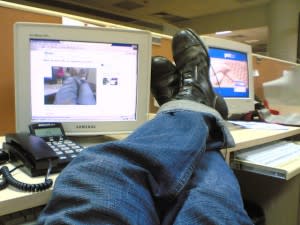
<box><xmin>14</xmin><ymin>22</ymin><xmax>152</xmax><ymax>136</ymax></box>
<box><xmin>201</xmin><ymin>35</ymin><xmax>254</xmax><ymax>115</ymax></box>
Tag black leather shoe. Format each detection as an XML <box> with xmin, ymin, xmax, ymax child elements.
<box><xmin>151</xmin><ymin>56</ymin><xmax>180</xmax><ymax>106</ymax></box>
<box><xmin>172</xmin><ymin>28</ymin><xmax>228</xmax><ymax>119</ymax></box>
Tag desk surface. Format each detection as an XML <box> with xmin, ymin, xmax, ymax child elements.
<box><xmin>229</xmin><ymin>125</ymin><xmax>300</xmax><ymax>152</ymax></box>
<box><xmin>1</xmin><ymin>126</ymin><xmax>300</xmax><ymax>216</ymax></box>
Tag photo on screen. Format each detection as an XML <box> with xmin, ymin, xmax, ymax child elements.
<box><xmin>44</xmin><ymin>66</ymin><xmax>97</xmax><ymax>105</ymax></box>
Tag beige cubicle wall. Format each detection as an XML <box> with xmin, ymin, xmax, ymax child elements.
<box><xmin>252</xmin><ymin>54</ymin><xmax>300</xmax><ymax>114</ymax></box>
<box><xmin>0</xmin><ymin>6</ymin><xmax>61</xmax><ymax>136</ymax></box>
<box><xmin>252</xmin><ymin>54</ymin><xmax>297</xmax><ymax>101</ymax></box>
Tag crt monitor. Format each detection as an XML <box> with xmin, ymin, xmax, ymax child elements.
<box><xmin>14</xmin><ymin>22</ymin><xmax>152</xmax><ymax>136</ymax></box>
<box><xmin>201</xmin><ymin>36</ymin><xmax>254</xmax><ymax>115</ymax></box>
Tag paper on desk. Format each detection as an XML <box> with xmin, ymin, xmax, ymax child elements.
<box><xmin>258</xmin><ymin>108</ymin><xmax>300</xmax><ymax>126</ymax></box>
<box><xmin>228</xmin><ymin>120</ymin><xmax>289</xmax><ymax>130</ymax></box>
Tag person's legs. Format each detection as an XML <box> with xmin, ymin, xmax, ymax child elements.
<box><xmin>161</xmin><ymin>151</ymin><xmax>253</xmax><ymax>225</ymax></box>
<box><xmin>54</xmin><ymin>76</ymin><xmax>79</xmax><ymax>104</ymax></box>
<box><xmin>151</xmin><ymin>28</ymin><xmax>251</xmax><ymax>224</ymax></box>
<box><xmin>38</xmin><ymin>27</ymin><xmax>251</xmax><ymax>225</ymax></box>
<box><xmin>77</xmin><ymin>81</ymin><xmax>96</xmax><ymax>105</ymax></box>
<box><xmin>37</xmin><ymin>108</ymin><xmax>224</xmax><ymax>225</ymax></box>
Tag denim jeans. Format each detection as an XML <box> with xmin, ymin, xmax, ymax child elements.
<box><xmin>54</xmin><ymin>77</ymin><xmax>96</xmax><ymax>105</ymax></box>
<box><xmin>37</xmin><ymin>100</ymin><xmax>253</xmax><ymax>225</ymax></box>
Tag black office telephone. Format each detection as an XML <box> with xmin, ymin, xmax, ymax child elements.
<box><xmin>0</xmin><ymin>123</ymin><xmax>84</xmax><ymax>192</ymax></box>
<box><xmin>0</xmin><ymin>133</ymin><xmax>57</xmax><ymax>192</ymax></box>
<box><xmin>3</xmin><ymin>133</ymin><xmax>59</xmax><ymax>177</ymax></box>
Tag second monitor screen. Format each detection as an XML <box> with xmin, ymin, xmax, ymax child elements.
<box><xmin>208</xmin><ymin>47</ymin><xmax>249</xmax><ymax>98</ymax></box>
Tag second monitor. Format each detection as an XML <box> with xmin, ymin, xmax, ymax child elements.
<box><xmin>202</xmin><ymin>36</ymin><xmax>255</xmax><ymax>115</ymax></box>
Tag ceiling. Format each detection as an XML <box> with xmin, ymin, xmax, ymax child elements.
<box><xmin>6</xmin><ymin>0</ymin><xmax>271</xmax><ymax>53</ymax></box>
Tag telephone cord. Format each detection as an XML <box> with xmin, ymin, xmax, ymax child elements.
<box><xmin>0</xmin><ymin>161</ymin><xmax>53</xmax><ymax>192</ymax></box>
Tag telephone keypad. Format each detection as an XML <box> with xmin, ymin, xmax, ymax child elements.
<box><xmin>46</xmin><ymin>137</ymin><xmax>84</xmax><ymax>163</ymax></box>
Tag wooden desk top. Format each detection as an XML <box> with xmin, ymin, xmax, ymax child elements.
<box><xmin>1</xmin><ymin>125</ymin><xmax>300</xmax><ymax>216</ymax></box>
<box><xmin>229</xmin><ymin>126</ymin><xmax>300</xmax><ymax>152</ymax></box>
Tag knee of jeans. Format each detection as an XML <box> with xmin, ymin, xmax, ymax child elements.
<box><xmin>185</xmin><ymin>175</ymin><xmax>244</xmax><ymax>211</ymax></box>
<box><xmin>191</xmin><ymin>152</ymin><xmax>242</xmax><ymax>195</ymax></box>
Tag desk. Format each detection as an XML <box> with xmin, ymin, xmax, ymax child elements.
<box><xmin>1</xmin><ymin>127</ymin><xmax>300</xmax><ymax>224</ymax></box>
<box><xmin>0</xmin><ymin>134</ymin><xmax>127</xmax><ymax>217</ymax></box>
<box><xmin>226</xmin><ymin>126</ymin><xmax>300</xmax><ymax>162</ymax></box>
<box><xmin>227</xmin><ymin>127</ymin><xmax>300</xmax><ymax>225</ymax></box>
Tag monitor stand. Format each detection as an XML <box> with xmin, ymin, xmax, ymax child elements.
<box><xmin>69</xmin><ymin>134</ymin><xmax>125</xmax><ymax>148</ymax></box>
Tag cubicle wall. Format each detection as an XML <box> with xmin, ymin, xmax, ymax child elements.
<box><xmin>252</xmin><ymin>54</ymin><xmax>297</xmax><ymax>101</ymax></box>
<box><xmin>0</xmin><ymin>6</ymin><xmax>61</xmax><ymax>136</ymax></box>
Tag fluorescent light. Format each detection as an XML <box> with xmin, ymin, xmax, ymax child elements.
<box><xmin>253</xmin><ymin>69</ymin><xmax>260</xmax><ymax>77</ymax></box>
<box><xmin>215</xmin><ymin>30</ymin><xmax>232</xmax><ymax>35</ymax></box>
<box><xmin>245</xmin><ymin>39</ymin><xmax>259</xmax><ymax>44</ymax></box>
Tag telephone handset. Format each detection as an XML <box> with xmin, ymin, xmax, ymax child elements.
<box><xmin>1</xmin><ymin>133</ymin><xmax>57</xmax><ymax>192</ymax></box>
<box><xmin>3</xmin><ymin>133</ymin><xmax>59</xmax><ymax>177</ymax></box>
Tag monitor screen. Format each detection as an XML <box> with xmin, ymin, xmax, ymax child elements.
<box><xmin>209</xmin><ymin>47</ymin><xmax>249</xmax><ymax>98</ymax></box>
<box><xmin>14</xmin><ymin>22</ymin><xmax>152</xmax><ymax>136</ymax></box>
<box><xmin>202</xmin><ymin>36</ymin><xmax>254</xmax><ymax>115</ymax></box>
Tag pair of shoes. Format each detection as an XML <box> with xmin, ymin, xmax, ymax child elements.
<box><xmin>151</xmin><ymin>28</ymin><xmax>228</xmax><ymax>119</ymax></box>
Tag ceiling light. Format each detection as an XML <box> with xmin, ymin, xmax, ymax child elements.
<box><xmin>245</xmin><ymin>39</ymin><xmax>259</xmax><ymax>43</ymax></box>
<box><xmin>215</xmin><ymin>30</ymin><xmax>232</xmax><ymax>35</ymax></box>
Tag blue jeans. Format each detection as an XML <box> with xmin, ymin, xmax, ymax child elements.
<box><xmin>37</xmin><ymin>101</ymin><xmax>252</xmax><ymax>225</ymax></box>
<box><xmin>54</xmin><ymin>77</ymin><xmax>96</xmax><ymax>105</ymax></box>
